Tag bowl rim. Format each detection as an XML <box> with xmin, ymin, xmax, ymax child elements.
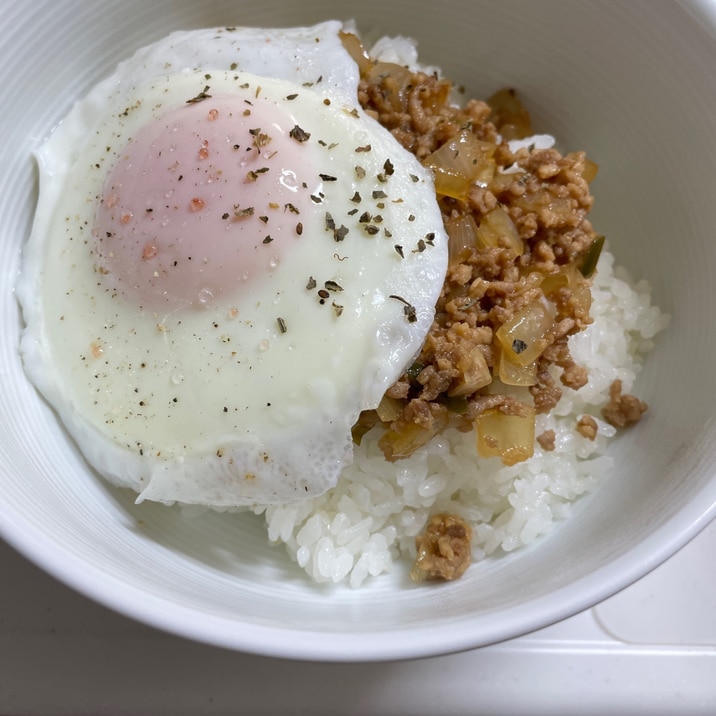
<box><xmin>2</xmin><ymin>493</ymin><xmax>715</xmax><ymax>661</ymax></box>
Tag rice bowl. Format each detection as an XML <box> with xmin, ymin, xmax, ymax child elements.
<box><xmin>1</xmin><ymin>0</ymin><xmax>716</xmax><ymax>661</ymax></box>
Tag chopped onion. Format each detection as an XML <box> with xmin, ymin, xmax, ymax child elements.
<box><xmin>476</xmin><ymin>206</ymin><xmax>523</xmax><ymax>255</ymax></box>
<box><xmin>376</xmin><ymin>394</ymin><xmax>404</xmax><ymax>422</ymax></box>
<box><xmin>539</xmin><ymin>271</ymin><xmax>568</xmax><ymax>297</ymax></box>
<box><xmin>547</xmin><ymin>197</ymin><xmax>574</xmax><ymax>222</ymax></box>
<box><xmin>564</xmin><ymin>263</ymin><xmax>592</xmax><ymax>316</ymax></box>
<box><xmin>487</xmin><ymin>88</ymin><xmax>533</xmax><ymax>140</ymax></box>
<box><xmin>475</xmin><ymin>405</ymin><xmax>535</xmax><ymax>465</ymax></box>
<box><xmin>495</xmin><ymin>299</ymin><xmax>554</xmax><ymax>366</ymax></box>
<box><xmin>378</xmin><ymin>417</ymin><xmax>447</xmax><ymax>461</ymax></box>
<box><xmin>448</xmin><ymin>345</ymin><xmax>492</xmax><ymax>397</ymax></box>
<box><xmin>338</xmin><ymin>31</ymin><xmax>372</xmax><ymax>76</ymax></box>
<box><xmin>513</xmin><ymin>193</ymin><xmax>574</xmax><ymax>219</ymax></box>
<box><xmin>445</xmin><ymin>213</ymin><xmax>479</xmax><ymax>265</ymax></box>
<box><xmin>489</xmin><ymin>169</ymin><xmax>525</xmax><ymax>193</ymax></box>
<box><xmin>423</xmin><ymin>130</ymin><xmax>495</xmax><ymax>200</ymax></box>
<box><xmin>540</xmin><ymin>265</ymin><xmax>591</xmax><ymax>317</ymax></box>
<box><xmin>365</xmin><ymin>62</ymin><xmax>414</xmax><ymax>112</ymax></box>
<box><xmin>581</xmin><ymin>157</ymin><xmax>599</xmax><ymax>183</ymax></box>
<box><xmin>495</xmin><ymin>343</ymin><xmax>537</xmax><ymax>386</ymax></box>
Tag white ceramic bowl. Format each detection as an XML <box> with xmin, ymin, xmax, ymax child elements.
<box><xmin>2</xmin><ymin>0</ymin><xmax>716</xmax><ymax>661</ymax></box>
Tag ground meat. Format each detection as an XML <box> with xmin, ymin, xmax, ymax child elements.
<box><xmin>530</xmin><ymin>361</ymin><xmax>562</xmax><ymax>414</ymax></box>
<box><xmin>353</xmin><ymin>45</ymin><xmax>613</xmax><ymax>463</ymax></box>
<box><xmin>602</xmin><ymin>379</ymin><xmax>648</xmax><ymax>428</ymax></box>
<box><xmin>561</xmin><ymin>361</ymin><xmax>589</xmax><ymax>390</ymax></box>
<box><xmin>576</xmin><ymin>415</ymin><xmax>598</xmax><ymax>440</ymax></box>
<box><xmin>537</xmin><ymin>429</ymin><xmax>556</xmax><ymax>451</ymax></box>
<box><xmin>410</xmin><ymin>513</ymin><xmax>473</xmax><ymax>583</ymax></box>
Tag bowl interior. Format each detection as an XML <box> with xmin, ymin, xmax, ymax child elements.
<box><xmin>1</xmin><ymin>0</ymin><xmax>716</xmax><ymax>661</ymax></box>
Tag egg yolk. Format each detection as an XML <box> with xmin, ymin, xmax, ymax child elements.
<box><xmin>94</xmin><ymin>95</ymin><xmax>319</xmax><ymax>311</ymax></box>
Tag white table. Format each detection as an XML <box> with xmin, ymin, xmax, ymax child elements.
<box><xmin>2</xmin><ymin>522</ymin><xmax>715</xmax><ymax>715</ymax></box>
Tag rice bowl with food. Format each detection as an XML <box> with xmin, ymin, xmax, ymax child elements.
<box><xmin>5</xmin><ymin>0</ymin><xmax>714</xmax><ymax>662</ymax></box>
<box><xmin>16</xmin><ymin>21</ymin><xmax>667</xmax><ymax>589</ymax></box>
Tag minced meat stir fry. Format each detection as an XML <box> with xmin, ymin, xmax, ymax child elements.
<box><xmin>410</xmin><ymin>513</ymin><xmax>473</xmax><ymax>583</ymax></box>
<box><xmin>343</xmin><ymin>33</ymin><xmax>647</xmax><ymax>477</ymax></box>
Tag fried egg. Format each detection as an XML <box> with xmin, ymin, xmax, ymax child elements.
<box><xmin>17</xmin><ymin>22</ymin><xmax>448</xmax><ymax>506</ymax></box>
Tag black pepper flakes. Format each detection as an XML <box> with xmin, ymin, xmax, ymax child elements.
<box><xmin>289</xmin><ymin>125</ymin><xmax>311</xmax><ymax>142</ymax></box>
<box><xmin>512</xmin><ymin>339</ymin><xmax>528</xmax><ymax>355</ymax></box>
<box><xmin>306</xmin><ymin>276</ymin><xmax>317</xmax><ymax>290</ymax></box>
<box><xmin>233</xmin><ymin>206</ymin><xmax>254</xmax><ymax>218</ymax></box>
<box><xmin>389</xmin><ymin>294</ymin><xmax>418</xmax><ymax>323</ymax></box>
<box><xmin>246</xmin><ymin>167</ymin><xmax>269</xmax><ymax>182</ymax></box>
<box><xmin>186</xmin><ymin>85</ymin><xmax>212</xmax><ymax>104</ymax></box>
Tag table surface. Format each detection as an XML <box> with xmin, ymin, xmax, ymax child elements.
<box><xmin>1</xmin><ymin>521</ymin><xmax>716</xmax><ymax>715</ymax></box>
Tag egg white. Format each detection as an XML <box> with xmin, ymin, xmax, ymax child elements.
<box><xmin>17</xmin><ymin>22</ymin><xmax>448</xmax><ymax>506</ymax></box>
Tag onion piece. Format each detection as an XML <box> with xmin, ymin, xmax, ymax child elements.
<box><xmin>448</xmin><ymin>345</ymin><xmax>492</xmax><ymax>397</ymax></box>
<box><xmin>487</xmin><ymin>88</ymin><xmax>533</xmax><ymax>140</ymax></box>
<box><xmin>563</xmin><ymin>263</ymin><xmax>592</xmax><ymax>316</ymax></box>
<box><xmin>539</xmin><ymin>271</ymin><xmax>568</xmax><ymax>297</ymax></box>
<box><xmin>495</xmin><ymin>299</ymin><xmax>554</xmax><ymax>366</ymax></box>
<box><xmin>423</xmin><ymin>130</ymin><xmax>496</xmax><ymax>200</ymax></box>
<box><xmin>378</xmin><ymin>415</ymin><xmax>448</xmax><ymax>462</ymax></box>
<box><xmin>376</xmin><ymin>394</ymin><xmax>404</xmax><ymax>422</ymax></box>
<box><xmin>476</xmin><ymin>206</ymin><xmax>523</xmax><ymax>255</ymax></box>
<box><xmin>581</xmin><ymin>157</ymin><xmax>599</xmax><ymax>183</ymax></box>
<box><xmin>445</xmin><ymin>213</ymin><xmax>479</xmax><ymax>265</ymax></box>
<box><xmin>338</xmin><ymin>31</ymin><xmax>372</xmax><ymax>76</ymax></box>
<box><xmin>475</xmin><ymin>405</ymin><xmax>536</xmax><ymax>465</ymax></box>
<box><xmin>364</xmin><ymin>62</ymin><xmax>414</xmax><ymax>113</ymax></box>
<box><xmin>494</xmin><ymin>343</ymin><xmax>537</xmax><ymax>386</ymax></box>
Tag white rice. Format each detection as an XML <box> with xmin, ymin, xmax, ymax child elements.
<box><xmin>252</xmin><ymin>249</ymin><xmax>668</xmax><ymax>587</ymax></box>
